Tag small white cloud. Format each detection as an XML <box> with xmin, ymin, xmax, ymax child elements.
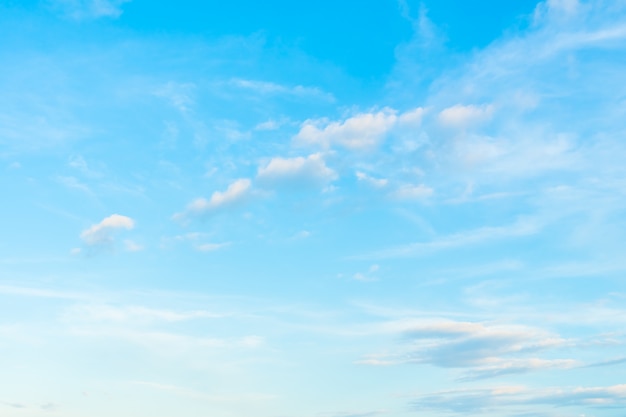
<box><xmin>154</xmin><ymin>82</ymin><xmax>196</xmax><ymax>113</ymax></box>
<box><xmin>175</xmin><ymin>179</ymin><xmax>252</xmax><ymax>220</ymax></box>
<box><xmin>228</xmin><ymin>78</ymin><xmax>334</xmax><ymax>101</ymax></box>
<box><xmin>257</xmin><ymin>153</ymin><xmax>337</xmax><ymax>186</ymax></box>
<box><xmin>70</xmin><ymin>247</ymin><xmax>82</xmax><ymax>256</ymax></box>
<box><xmin>294</xmin><ymin>107</ymin><xmax>424</xmax><ymax>150</ymax></box>
<box><xmin>8</xmin><ymin>162</ymin><xmax>21</xmax><ymax>169</ymax></box>
<box><xmin>356</xmin><ymin>171</ymin><xmax>389</xmax><ymax>188</ymax></box>
<box><xmin>294</xmin><ymin>109</ymin><xmax>398</xmax><ymax>150</ymax></box>
<box><xmin>293</xmin><ymin>230</ymin><xmax>311</xmax><ymax>239</ymax></box>
<box><xmin>353</xmin><ymin>273</ymin><xmax>377</xmax><ymax>282</ymax></box>
<box><xmin>51</xmin><ymin>0</ymin><xmax>130</xmax><ymax>20</ymax></box>
<box><xmin>398</xmin><ymin>107</ymin><xmax>425</xmax><ymax>126</ymax></box>
<box><xmin>438</xmin><ymin>104</ymin><xmax>494</xmax><ymax>128</ymax></box>
<box><xmin>195</xmin><ymin>242</ymin><xmax>230</xmax><ymax>252</ymax></box>
<box><xmin>80</xmin><ymin>214</ymin><xmax>135</xmax><ymax>246</ymax></box>
<box><xmin>124</xmin><ymin>240</ymin><xmax>144</xmax><ymax>252</ymax></box>
<box><xmin>254</xmin><ymin>120</ymin><xmax>281</xmax><ymax>131</ymax></box>
<box><xmin>351</xmin><ymin>265</ymin><xmax>380</xmax><ymax>282</ymax></box>
<box><xmin>391</xmin><ymin>184</ymin><xmax>434</xmax><ymax>200</ymax></box>
<box><xmin>57</xmin><ymin>176</ymin><xmax>92</xmax><ymax>194</ymax></box>
<box><xmin>68</xmin><ymin>155</ymin><xmax>101</xmax><ymax>178</ymax></box>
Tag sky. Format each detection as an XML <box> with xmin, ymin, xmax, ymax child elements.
<box><xmin>2</xmin><ymin>0</ymin><xmax>626</xmax><ymax>416</ymax></box>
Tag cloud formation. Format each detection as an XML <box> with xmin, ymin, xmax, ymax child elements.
<box><xmin>228</xmin><ymin>78</ymin><xmax>335</xmax><ymax>101</ymax></box>
<box><xmin>175</xmin><ymin>178</ymin><xmax>252</xmax><ymax>220</ymax></box>
<box><xmin>294</xmin><ymin>107</ymin><xmax>423</xmax><ymax>150</ymax></box>
<box><xmin>51</xmin><ymin>0</ymin><xmax>130</xmax><ymax>20</ymax></box>
<box><xmin>80</xmin><ymin>214</ymin><xmax>135</xmax><ymax>246</ymax></box>
<box><xmin>359</xmin><ymin>318</ymin><xmax>574</xmax><ymax>381</ymax></box>
<box><xmin>358</xmin><ymin>217</ymin><xmax>540</xmax><ymax>259</ymax></box>
<box><xmin>411</xmin><ymin>384</ymin><xmax>626</xmax><ymax>414</ymax></box>
<box><xmin>438</xmin><ymin>104</ymin><xmax>494</xmax><ymax>128</ymax></box>
<box><xmin>257</xmin><ymin>153</ymin><xmax>337</xmax><ymax>187</ymax></box>
<box><xmin>390</xmin><ymin>184</ymin><xmax>433</xmax><ymax>200</ymax></box>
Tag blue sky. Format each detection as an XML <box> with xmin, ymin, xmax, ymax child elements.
<box><xmin>2</xmin><ymin>0</ymin><xmax>626</xmax><ymax>416</ymax></box>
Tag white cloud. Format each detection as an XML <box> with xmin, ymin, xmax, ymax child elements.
<box><xmin>80</xmin><ymin>214</ymin><xmax>135</xmax><ymax>246</ymax></box>
<box><xmin>195</xmin><ymin>242</ymin><xmax>230</xmax><ymax>252</ymax></box>
<box><xmin>356</xmin><ymin>172</ymin><xmax>388</xmax><ymax>188</ymax></box>
<box><xmin>357</xmin><ymin>217</ymin><xmax>541</xmax><ymax>259</ymax></box>
<box><xmin>438</xmin><ymin>104</ymin><xmax>494</xmax><ymax>128</ymax></box>
<box><xmin>56</xmin><ymin>175</ymin><xmax>92</xmax><ymax>194</ymax></box>
<box><xmin>352</xmin><ymin>265</ymin><xmax>380</xmax><ymax>282</ymax></box>
<box><xmin>65</xmin><ymin>303</ymin><xmax>224</xmax><ymax>324</ymax></box>
<box><xmin>291</xmin><ymin>230</ymin><xmax>311</xmax><ymax>240</ymax></box>
<box><xmin>153</xmin><ymin>82</ymin><xmax>196</xmax><ymax>113</ymax></box>
<box><xmin>228</xmin><ymin>78</ymin><xmax>334</xmax><ymax>101</ymax></box>
<box><xmin>411</xmin><ymin>383</ymin><xmax>626</xmax><ymax>414</ymax></box>
<box><xmin>68</xmin><ymin>155</ymin><xmax>102</xmax><ymax>178</ymax></box>
<box><xmin>175</xmin><ymin>179</ymin><xmax>252</xmax><ymax>220</ymax></box>
<box><xmin>124</xmin><ymin>239</ymin><xmax>144</xmax><ymax>252</ymax></box>
<box><xmin>294</xmin><ymin>107</ymin><xmax>423</xmax><ymax>150</ymax></box>
<box><xmin>257</xmin><ymin>153</ymin><xmax>337</xmax><ymax>186</ymax></box>
<box><xmin>359</xmin><ymin>318</ymin><xmax>574</xmax><ymax>380</ymax></box>
<box><xmin>449</xmin><ymin>133</ymin><xmax>579</xmax><ymax>179</ymax></box>
<box><xmin>51</xmin><ymin>0</ymin><xmax>130</xmax><ymax>20</ymax></box>
<box><xmin>254</xmin><ymin>119</ymin><xmax>282</xmax><ymax>131</ymax></box>
<box><xmin>390</xmin><ymin>184</ymin><xmax>434</xmax><ymax>200</ymax></box>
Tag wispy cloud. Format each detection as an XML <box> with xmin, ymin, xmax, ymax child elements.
<box><xmin>49</xmin><ymin>0</ymin><xmax>131</xmax><ymax>20</ymax></box>
<box><xmin>64</xmin><ymin>303</ymin><xmax>225</xmax><ymax>324</ymax></box>
<box><xmin>228</xmin><ymin>78</ymin><xmax>335</xmax><ymax>101</ymax></box>
<box><xmin>358</xmin><ymin>318</ymin><xmax>572</xmax><ymax>380</ymax></box>
<box><xmin>355</xmin><ymin>217</ymin><xmax>540</xmax><ymax>259</ymax></box>
<box><xmin>411</xmin><ymin>384</ymin><xmax>626</xmax><ymax>413</ymax></box>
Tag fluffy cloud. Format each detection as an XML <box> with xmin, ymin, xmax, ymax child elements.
<box><xmin>80</xmin><ymin>214</ymin><xmax>135</xmax><ymax>246</ymax></box>
<box><xmin>175</xmin><ymin>178</ymin><xmax>252</xmax><ymax>220</ymax></box>
<box><xmin>294</xmin><ymin>107</ymin><xmax>423</xmax><ymax>150</ymax></box>
<box><xmin>257</xmin><ymin>153</ymin><xmax>337</xmax><ymax>186</ymax></box>
<box><xmin>438</xmin><ymin>104</ymin><xmax>494</xmax><ymax>128</ymax></box>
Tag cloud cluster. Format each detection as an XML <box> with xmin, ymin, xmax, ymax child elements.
<box><xmin>177</xmin><ymin>153</ymin><xmax>338</xmax><ymax>221</ymax></box>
